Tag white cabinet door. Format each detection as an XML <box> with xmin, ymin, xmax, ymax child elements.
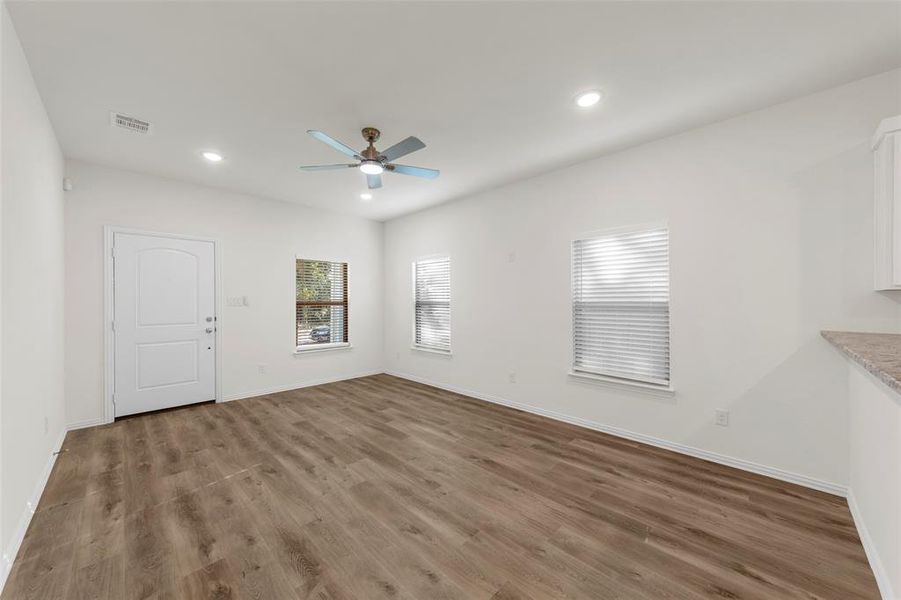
<box><xmin>113</xmin><ymin>233</ymin><xmax>216</xmax><ymax>417</ymax></box>
<box><xmin>874</xmin><ymin>115</ymin><xmax>901</xmax><ymax>290</ymax></box>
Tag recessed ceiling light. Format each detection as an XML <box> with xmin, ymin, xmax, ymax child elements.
<box><xmin>202</xmin><ymin>151</ymin><xmax>223</xmax><ymax>162</ymax></box>
<box><xmin>360</xmin><ymin>192</ymin><xmax>373</xmax><ymax>201</ymax></box>
<box><xmin>575</xmin><ymin>90</ymin><xmax>602</xmax><ymax>108</ymax></box>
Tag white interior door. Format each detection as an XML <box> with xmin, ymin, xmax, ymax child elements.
<box><xmin>113</xmin><ymin>232</ymin><xmax>216</xmax><ymax>417</ymax></box>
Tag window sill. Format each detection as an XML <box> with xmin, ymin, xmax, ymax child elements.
<box><xmin>294</xmin><ymin>342</ymin><xmax>352</xmax><ymax>355</ymax></box>
<box><xmin>411</xmin><ymin>345</ymin><xmax>452</xmax><ymax>356</ymax></box>
<box><xmin>568</xmin><ymin>370</ymin><xmax>675</xmax><ymax>397</ymax></box>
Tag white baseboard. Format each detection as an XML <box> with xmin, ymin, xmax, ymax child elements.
<box><xmin>68</xmin><ymin>371</ymin><xmax>386</xmax><ymax>428</ymax></box>
<box><xmin>66</xmin><ymin>417</ymin><xmax>105</xmax><ymax>431</ymax></box>
<box><xmin>847</xmin><ymin>489</ymin><xmax>896</xmax><ymax>600</ymax></box>
<box><xmin>220</xmin><ymin>370</ymin><xmax>383</xmax><ymax>403</ymax></box>
<box><xmin>0</xmin><ymin>426</ymin><xmax>67</xmax><ymax>594</ymax></box>
<box><xmin>386</xmin><ymin>370</ymin><xmax>848</xmax><ymax>497</ymax></box>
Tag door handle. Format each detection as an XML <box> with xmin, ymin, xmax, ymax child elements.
<box><xmin>205</xmin><ymin>327</ymin><xmax>214</xmax><ymax>334</ymax></box>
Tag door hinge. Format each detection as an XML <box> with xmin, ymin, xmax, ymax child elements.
<box><xmin>111</xmin><ymin>246</ymin><xmax>116</xmax><ymax>258</ymax></box>
<box><xmin>111</xmin><ymin>394</ymin><xmax>116</xmax><ymax>405</ymax></box>
<box><xmin>111</xmin><ymin>320</ymin><xmax>116</xmax><ymax>331</ymax></box>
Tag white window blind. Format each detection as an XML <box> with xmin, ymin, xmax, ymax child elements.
<box><xmin>413</xmin><ymin>257</ymin><xmax>451</xmax><ymax>352</ymax></box>
<box><xmin>296</xmin><ymin>259</ymin><xmax>348</xmax><ymax>348</ymax></box>
<box><xmin>572</xmin><ymin>226</ymin><xmax>670</xmax><ymax>386</ymax></box>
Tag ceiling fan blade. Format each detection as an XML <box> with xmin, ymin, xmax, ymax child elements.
<box><xmin>298</xmin><ymin>164</ymin><xmax>358</xmax><ymax>171</ymax></box>
<box><xmin>379</xmin><ymin>136</ymin><xmax>425</xmax><ymax>162</ymax></box>
<box><xmin>367</xmin><ymin>174</ymin><xmax>383</xmax><ymax>189</ymax></box>
<box><xmin>307</xmin><ymin>130</ymin><xmax>361</xmax><ymax>159</ymax></box>
<box><xmin>388</xmin><ymin>164</ymin><xmax>440</xmax><ymax>179</ymax></box>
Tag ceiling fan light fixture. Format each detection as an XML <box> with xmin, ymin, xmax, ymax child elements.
<box><xmin>359</xmin><ymin>161</ymin><xmax>384</xmax><ymax>175</ymax></box>
<box><xmin>360</xmin><ymin>192</ymin><xmax>373</xmax><ymax>201</ymax></box>
<box><xmin>575</xmin><ymin>90</ymin><xmax>602</xmax><ymax>108</ymax></box>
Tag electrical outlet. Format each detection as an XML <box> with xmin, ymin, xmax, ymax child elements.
<box><xmin>715</xmin><ymin>409</ymin><xmax>729</xmax><ymax>427</ymax></box>
<box><xmin>258</xmin><ymin>364</ymin><xmax>267</xmax><ymax>375</ymax></box>
<box><xmin>508</xmin><ymin>372</ymin><xmax>517</xmax><ymax>384</ymax></box>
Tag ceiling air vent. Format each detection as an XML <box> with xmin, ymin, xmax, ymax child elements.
<box><xmin>110</xmin><ymin>112</ymin><xmax>151</xmax><ymax>134</ymax></box>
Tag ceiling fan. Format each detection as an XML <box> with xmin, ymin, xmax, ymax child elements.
<box><xmin>299</xmin><ymin>127</ymin><xmax>439</xmax><ymax>190</ymax></box>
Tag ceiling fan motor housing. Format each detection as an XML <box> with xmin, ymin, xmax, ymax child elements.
<box><xmin>362</xmin><ymin>127</ymin><xmax>381</xmax><ymax>143</ymax></box>
<box><xmin>361</xmin><ymin>127</ymin><xmax>382</xmax><ymax>160</ymax></box>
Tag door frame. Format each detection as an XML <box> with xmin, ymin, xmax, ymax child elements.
<box><xmin>103</xmin><ymin>226</ymin><xmax>222</xmax><ymax>424</ymax></box>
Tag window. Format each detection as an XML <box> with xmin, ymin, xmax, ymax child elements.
<box><xmin>413</xmin><ymin>256</ymin><xmax>451</xmax><ymax>352</ymax></box>
<box><xmin>572</xmin><ymin>225</ymin><xmax>670</xmax><ymax>387</ymax></box>
<box><xmin>296</xmin><ymin>258</ymin><xmax>348</xmax><ymax>350</ymax></box>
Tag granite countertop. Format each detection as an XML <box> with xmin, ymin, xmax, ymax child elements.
<box><xmin>821</xmin><ymin>330</ymin><xmax>901</xmax><ymax>394</ymax></box>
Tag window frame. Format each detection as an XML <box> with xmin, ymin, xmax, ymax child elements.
<box><xmin>294</xmin><ymin>257</ymin><xmax>350</xmax><ymax>353</ymax></box>
<box><xmin>411</xmin><ymin>254</ymin><xmax>452</xmax><ymax>354</ymax></box>
<box><xmin>569</xmin><ymin>222</ymin><xmax>674</xmax><ymax>394</ymax></box>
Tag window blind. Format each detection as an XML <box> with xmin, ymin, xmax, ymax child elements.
<box><xmin>296</xmin><ymin>259</ymin><xmax>348</xmax><ymax>347</ymax></box>
<box><xmin>572</xmin><ymin>226</ymin><xmax>670</xmax><ymax>386</ymax></box>
<box><xmin>414</xmin><ymin>257</ymin><xmax>451</xmax><ymax>352</ymax></box>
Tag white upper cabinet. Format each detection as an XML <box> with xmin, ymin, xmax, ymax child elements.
<box><xmin>874</xmin><ymin>115</ymin><xmax>901</xmax><ymax>291</ymax></box>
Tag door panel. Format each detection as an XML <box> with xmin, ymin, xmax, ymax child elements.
<box><xmin>137</xmin><ymin>248</ymin><xmax>199</xmax><ymax>326</ymax></box>
<box><xmin>114</xmin><ymin>233</ymin><xmax>215</xmax><ymax>417</ymax></box>
<box><xmin>136</xmin><ymin>341</ymin><xmax>199</xmax><ymax>389</ymax></box>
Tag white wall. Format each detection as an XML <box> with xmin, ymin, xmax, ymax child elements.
<box><xmin>1</xmin><ymin>4</ymin><xmax>5</xmax><ymax>580</ymax></box>
<box><xmin>64</xmin><ymin>160</ymin><xmax>384</xmax><ymax>427</ymax></box>
<box><xmin>848</xmin><ymin>363</ymin><xmax>901</xmax><ymax>599</ymax></box>
<box><xmin>384</xmin><ymin>69</ymin><xmax>901</xmax><ymax>490</ymax></box>
<box><xmin>0</xmin><ymin>1</ymin><xmax>66</xmax><ymax>582</ymax></box>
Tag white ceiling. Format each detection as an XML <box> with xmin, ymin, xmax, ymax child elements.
<box><xmin>8</xmin><ymin>1</ymin><xmax>901</xmax><ymax>221</ymax></box>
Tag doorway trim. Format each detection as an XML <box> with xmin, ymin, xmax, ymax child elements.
<box><xmin>103</xmin><ymin>226</ymin><xmax>222</xmax><ymax>424</ymax></box>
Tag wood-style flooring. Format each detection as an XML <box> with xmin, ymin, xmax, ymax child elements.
<box><xmin>2</xmin><ymin>374</ymin><xmax>878</xmax><ymax>599</ymax></box>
